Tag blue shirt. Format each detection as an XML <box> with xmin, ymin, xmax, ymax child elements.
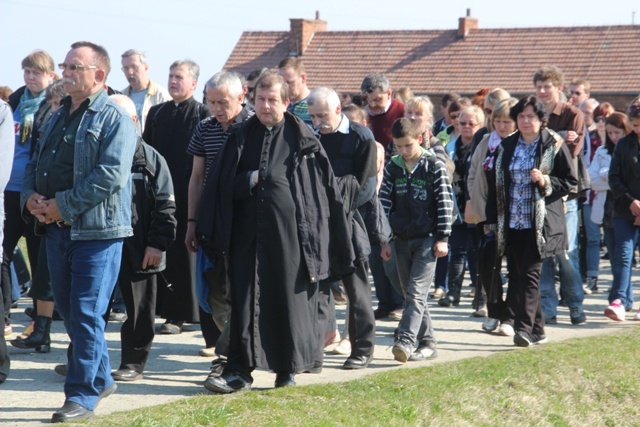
<box><xmin>7</xmin><ymin>107</ymin><xmax>31</xmax><ymax>191</ymax></box>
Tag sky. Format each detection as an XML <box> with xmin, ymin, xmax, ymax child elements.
<box><xmin>1</xmin><ymin>0</ymin><xmax>637</xmax><ymax>96</ymax></box>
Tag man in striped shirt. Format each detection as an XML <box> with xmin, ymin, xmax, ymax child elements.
<box><xmin>185</xmin><ymin>71</ymin><xmax>252</xmax><ymax>387</ymax></box>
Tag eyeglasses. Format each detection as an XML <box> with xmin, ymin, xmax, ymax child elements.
<box><xmin>58</xmin><ymin>63</ymin><xmax>98</xmax><ymax>72</ymax></box>
<box><xmin>459</xmin><ymin>121</ymin><xmax>478</xmax><ymax>127</ymax></box>
<box><xmin>121</xmin><ymin>65</ymin><xmax>139</xmax><ymax>72</ymax></box>
<box><xmin>594</xmin><ymin>117</ymin><xmax>606</xmax><ymax>123</ymax></box>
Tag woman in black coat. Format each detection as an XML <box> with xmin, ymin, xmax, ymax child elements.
<box><xmin>487</xmin><ymin>95</ymin><xmax>576</xmax><ymax>347</ymax></box>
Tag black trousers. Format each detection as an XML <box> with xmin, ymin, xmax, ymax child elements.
<box><xmin>118</xmin><ymin>267</ymin><xmax>158</xmax><ymax>373</ymax></box>
<box><xmin>477</xmin><ymin>231</ymin><xmax>515</xmax><ymax>323</ymax></box>
<box><xmin>2</xmin><ymin>191</ymin><xmax>40</xmax><ymax>322</ymax></box>
<box><xmin>0</xmin><ymin>265</ymin><xmax>9</xmax><ymax>382</ymax></box>
<box><xmin>505</xmin><ymin>229</ymin><xmax>545</xmax><ymax>335</ymax></box>
<box><xmin>343</xmin><ymin>261</ymin><xmax>376</xmax><ymax>358</ymax></box>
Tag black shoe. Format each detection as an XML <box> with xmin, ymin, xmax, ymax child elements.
<box><xmin>204</xmin><ymin>370</ymin><xmax>252</xmax><ymax>394</ymax></box>
<box><xmin>409</xmin><ymin>343</ymin><xmax>438</xmax><ymax>361</ymax></box>
<box><xmin>208</xmin><ymin>357</ymin><xmax>227</xmax><ymax>378</ymax></box>
<box><xmin>274</xmin><ymin>372</ymin><xmax>296</xmax><ymax>388</ymax></box>
<box><xmin>159</xmin><ymin>320</ymin><xmax>183</xmax><ymax>334</ymax></box>
<box><xmin>545</xmin><ymin>316</ymin><xmax>557</xmax><ymax>325</ymax></box>
<box><xmin>10</xmin><ymin>315</ymin><xmax>51</xmax><ymax>353</ymax></box>
<box><xmin>514</xmin><ymin>330</ymin><xmax>533</xmax><ymax>347</ymax></box>
<box><xmin>112</xmin><ymin>369</ymin><xmax>143</xmax><ymax>382</ymax></box>
<box><xmin>392</xmin><ymin>340</ymin><xmax>412</xmax><ymax>363</ymax></box>
<box><xmin>514</xmin><ymin>330</ymin><xmax>548</xmax><ymax>347</ymax></box>
<box><xmin>51</xmin><ymin>402</ymin><xmax>94</xmax><ymax>423</ymax></box>
<box><xmin>342</xmin><ymin>354</ymin><xmax>373</xmax><ymax>370</ymax></box>
<box><xmin>437</xmin><ymin>295</ymin><xmax>459</xmax><ymax>307</ymax></box>
<box><xmin>97</xmin><ymin>383</ymin><xmax>117</xmax><ymax>407</ymax></box>
<box><xmin>300</xmin><ymin>361</ymin><xmax>322</xmax><ymax>374</ymax></box>
<box><xmin>373</xmin><ymin>308</ymin><xmax>390</xmax><ymax>319</ymax></box>
<box><xmin>570</xmin><ymin>310</ymin><xmax>587</xmax><ymax>325</ymax></box>
<box><xmin>54</xmin><ymin>364</ymin><xmax>68</xmax><ymax>377</ymax></box>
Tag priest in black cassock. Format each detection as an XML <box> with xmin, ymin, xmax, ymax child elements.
<box><xmin>199</xmin><ymin>73</ymin><xmax>355</xmax><ymax>393</ymax></box>
<box><xmin>142</xmin><ymin>60</ymin><xmax>209</xmax><ymax>333</ymax></box>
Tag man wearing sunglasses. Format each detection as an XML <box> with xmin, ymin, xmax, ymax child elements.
<box><xmin>21</xmin><ymin>41</ymin><xmax>137</xmax><ymax>423</ymax></box>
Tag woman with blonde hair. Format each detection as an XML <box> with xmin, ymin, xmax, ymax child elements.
<box><xmin>4</xmin><ymin>50</ymin><xmax>56</xmax><ymax>344</ymax></box>
<box><xmin>466</xmin><ymin>97</ymin><xmax>517</xmax><ymax>335</ymax></box>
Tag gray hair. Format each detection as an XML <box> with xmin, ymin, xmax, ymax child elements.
<box><xmin>204</xmin><ymin>71</ymin><xmax>244</xmax><ymax>98</ymax></box>
<box><xmin>45</xmin><ymin>80</ymin><xmax>67</xmax><ymax>101</ymax></box>
<box><xmin>307</xmin><ymin>87</ymin><xmax>340</xmax><ymax>110</ymax></box>
<box><xmin>170</xmin><ymin>59</ymin><xmax>200</xmax><ymax>81</ymax></box>
<box><xmin>121</xmin><ymin>49</ymin><xmax>147</xmax><ymax>65</ymax></box>
<box><xmin>361</xmin><ymin>73</ymin><xmax>390</xmax><ymax>93</ymax></box>
<box><xmin>580</xmin><ymin>98</ymin><xmax>599</xmax><ymax>110</ymax></box>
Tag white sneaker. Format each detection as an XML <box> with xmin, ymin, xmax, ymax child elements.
<box><xmin>497</xmin><ymin>323</ymin><xmax>515</xmax><ymax>337</ymax></box>
<box><xmin>633</xmin><ymin>309</ymin><xmax>640</xmax><ymax>321</ymax></box>
<box><xmin>482</xmin><ymin>318</ymin><xmax>499</xmax><ymax>332</ymax></box>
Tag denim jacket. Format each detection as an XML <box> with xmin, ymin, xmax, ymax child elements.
<box><xmin>21</xmin><ymin>90</ymin><xmax>136</xmax><ymax>240</ymax></box>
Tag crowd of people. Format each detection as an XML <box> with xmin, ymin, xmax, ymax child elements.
<box><xmin>1</xmin><ymin>41</ymin><xmax>640</xmax><ymax>423</ymax></box>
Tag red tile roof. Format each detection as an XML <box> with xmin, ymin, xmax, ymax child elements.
<box><xmin>223</xmin><ymin>24</ymin><xmax>640</xmax><ymax>95</ymax></box>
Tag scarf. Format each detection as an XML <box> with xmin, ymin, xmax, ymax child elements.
<box><xmin>482</xmin><ymin>131</ymin><xmax>503</xmax><ymax>172</ymax></box>
<box><xmin>18</xmin><ymin>87</ymin><xmax>46</xmax><ymax>144</ymax></box>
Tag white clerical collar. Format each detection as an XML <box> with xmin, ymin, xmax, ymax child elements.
<box><xmin>335</xmin><ymin>114</ymin><xmax>350</xmax><ymax>134</ymax></box>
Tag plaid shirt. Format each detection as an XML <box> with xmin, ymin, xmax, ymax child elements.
<box><xmin>508</xmin><ymin>136</ymin><xmax>539</xmax><ymax>229</ymax></box>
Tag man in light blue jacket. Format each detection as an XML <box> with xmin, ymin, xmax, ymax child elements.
<box><xmin>21</xmin><ymin>41</ymin><xmax>136</xmax><ymax>423</ymax></box>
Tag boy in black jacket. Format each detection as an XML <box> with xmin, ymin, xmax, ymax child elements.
<box><xmin>380</xmin><ymin>118</ymin><xmax>453</xmax><ymax>362</ymax></box>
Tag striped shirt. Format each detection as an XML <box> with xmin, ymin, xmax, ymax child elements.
<box><xmin>287</xmin><ymin>97</ymin><xmax>312</xmax><ymax>127</ymax></box>
<box><xmin>187</xmin><ymin>107</ymin><xmax>254</xmax><ymax>178</ymax></box>
<box><xmin>379</xmin><ymin>149</ymin><xmax>453</xmax><ymax>240</ymax></box>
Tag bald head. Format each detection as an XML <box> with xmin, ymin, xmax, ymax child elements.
<box><xmin>110</xmin><ymin>94</ymin><xmax>138</xmax><ymax>123</ymax></box>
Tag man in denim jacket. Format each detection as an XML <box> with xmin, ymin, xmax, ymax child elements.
<box><xmin>21</xmin><ymin>41</ymin><xmax>136</xmax><ymax>423</ymax></box>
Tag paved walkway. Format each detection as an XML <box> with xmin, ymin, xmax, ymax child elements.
<box><xmin>2</xmin><ymin>266</ymin><xmax>638</xmax><ymax>425</ymax></box>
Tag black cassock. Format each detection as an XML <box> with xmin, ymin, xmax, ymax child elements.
<box><xmin>228</xmin><ymin>119</ymin><xmax>317</xmax><ymax>373</ymax></box>
<box><xmin>143</xmin><ymin>98</ymin><xmax>209</xmax><ymax>323</ymax></box>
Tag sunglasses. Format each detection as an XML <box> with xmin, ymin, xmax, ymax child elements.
<box><xmin>58</xmin><ymin>63</ymin><xmax>98</xmax><ymax>72</ymax></box>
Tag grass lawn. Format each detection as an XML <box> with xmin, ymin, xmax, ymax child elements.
<box><xmin>85</xmin><ymin>326</ymin><xmax>640</xmax><ymax>427</ymax></box>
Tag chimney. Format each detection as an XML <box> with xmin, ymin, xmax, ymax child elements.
<box><xmin>458</xmin><ymin>8</ymin><xmax>478</xmax><ymax>39</ymax></box>
<box><xmin>288</xmin><ymin>11</ymin><xmax>327</xmax><ymax>56</ymax></box>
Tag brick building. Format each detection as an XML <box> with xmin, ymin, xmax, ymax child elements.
<box><xmin>223</xmin><ymin>11</ymin><xmax>640</xmax><ymax>111</ymax></box>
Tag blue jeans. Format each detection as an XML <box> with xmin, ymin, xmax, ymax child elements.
<box><xmin>394</xmin><ymin>236</ymin><xmax>437</xmax><ymax>346</ymax></box>
<box><xmin>46</xmin><ymin>227</ymin><xmax>123</xmax><ymax>410</ymax></box>
<box><xmin>369</xmin><ymin>243</ymin><xmax>403</xmax><ymax>312</ymax></box>
<box><xmin>582</xmin><ymin>204</ymin><xmax>601</xmax><ymax>277</ymax></box>
<box><xmin>610</xmin><ymin>217</ymin><xmax>639</xmax><ymax>307</ymax></box>
<box><xmin>540</xmin><ymin>199</ymin><xmax>584</xmax><ymax>317</ymax></box>
<box><xmin>603</xmin><ymin>226</ymin><xmax>633</xmax><ymax>308</ymax></box>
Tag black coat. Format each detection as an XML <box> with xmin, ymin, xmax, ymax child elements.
<box><xmin>491</xmin><ymin>128</ymin><xmax>577</xmax><ymax>258</ymax></box>
<box><xmin>609</xmin><ymin>131</ymin><xmax>640</xmax><ymax>222</ymax></box>
<box><xmin>123</xmin><ymin>139</ymin><xmax>177</xmax><ymax>275</ymax></box>
<box><xmin>197</xmin><ymin>111</ymin><xmax>355</xmax><ymax>281</ymax></box>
